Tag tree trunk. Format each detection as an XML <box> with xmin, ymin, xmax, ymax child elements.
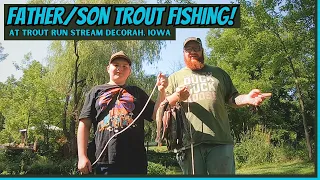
<box><xmin>271</xmin><ymin>30</ymin><xmax>313</xmax><ymax>161</ymax></box>
<box><xmin>287</xmin><ymin>57</ymin><xmax>313</xmax><ymax>161</ymax></box>
<box><xmin>69</xmin><ymin>116</ymin><xmax>77</xmax><ymax>157</ymax></box>
<box><xmin>61</xmin><ymin>68</ymin><xmax>75</xmax><ymax>158</ymax></box>
<box><xmin>25</xmin><ymin>108</ymin><xmax>31</xmax><ymax>146</ymax></box>
<box><xmin>69</xmin><ymin>40</ymin><xmax>81</xmax><ymax>157</ymax></box>
<box><xmin>62</xmin><ymin>92</ymin><xmax>71</xmax><ymax>139</ymax></box>
<box><xmin>45</xmin><ymin>96</ymin><xmax>50</xmax><ymax>152</ymax></box>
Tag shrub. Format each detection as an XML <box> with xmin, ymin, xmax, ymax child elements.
<box><xmin>26</xmin><ymin>156</ymin><xmax>77</xmax><ymax>175</ymax></box>
<box><xmin>165</xmin><ymin>166</ymin><xmax>182</xmax><ymax>175</ymax></box>
<box><xmin>26</xmin><ymin>155</ymin><xmax>59</xmax><ymax>175</ymax></box>
<box><xmin>234</xmin><ymin>125</ymin><xmax>313</xmax><ymax>168</ymax></box>
<box><xmin>0</xmin><ymin>150</ymin><xmax>5</xmax><ymax>172</ymax></box>
<box><xmin>147</xmin><ymin>150</ymin><xmax>178</xmax><ymax>167</ymax></box>
<box><xmin>0</xmin><ymin>149</ymin><xmax>34</xmax><ymax>175</ymax></box>
<box><xmin>295</xmin><ymin>140</ymin><xmax>310</xmax><ymax>161</ymax></box>
<box><xmin>147</xmin><ymin>147</ymin><xmax>181</xmax><ymax>175</ymax></box>
<box><xmin>234</xmin><ymin>125</ymin><xmax>275</xmax><ymax>168</ymax></box>
<box><xmin>57</xmin><ymin>158</ymin><xmax>78</xmax><ymax>175</ymax></box>
<box><xmin>147</xmin><ymin>162</ymin><xmax>166</xmax><ymax>175</ymax></box>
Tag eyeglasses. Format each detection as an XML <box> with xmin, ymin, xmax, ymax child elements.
<box><xmin>184</xmin><ymin>46</ymin><xmax>202</xmax><ymax>52</ymax></box>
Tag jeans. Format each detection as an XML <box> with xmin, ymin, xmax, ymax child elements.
<box><xmin>176</xmin><ymin>143</ymin><xmax>235</xmax><ymax>175</ymax></box>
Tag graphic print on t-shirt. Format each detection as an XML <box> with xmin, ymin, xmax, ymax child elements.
<box><xmin>97</xmin><ymin>88</ymin><xmax>136</xmax><ymax>132</ymax></box>
<box><xmin>183</xmin><ymin>72</ymin><xmax>217</xmax><ymax>102</ymax></box>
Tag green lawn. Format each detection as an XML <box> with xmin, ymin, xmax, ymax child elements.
<box><xmin>236</xmin><ymin>160</ymin><xmax>315</xmax><ymax>175</ymax></box>
<box><xmin>147</xmin><ymin>146</ymin><xmax>315</xmax><ymax>176</ymax></box>
<box><xmin>165</xmin><ymin>160</ymin><xmax>315</xmax><ymax>175</ymax></box>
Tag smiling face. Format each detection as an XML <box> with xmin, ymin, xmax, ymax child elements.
<box><xmin>107</xmin><ymin>58</ymin><xmax>131</xmax><ymax>85</ymax></box>
<box><xmin>183</xmin><ymin>41</ymin><xmax>204</xmax><ymax>70</ymax></box>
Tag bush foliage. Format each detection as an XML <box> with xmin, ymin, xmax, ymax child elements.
<box><xmin>234</xmin><ymin>125</ymin><xmax>311</xmax><ymax>169</ymax></box>
<box><xmin>0</xmin><ymin>127</ymin><xmax>312</xmax><ymax>175</ymax></box>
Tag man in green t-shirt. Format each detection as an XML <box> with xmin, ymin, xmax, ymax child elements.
<box><xmin>164</xmin><ymin>37</ymin><xmax>271</xmax><ymax>175</ymax></box>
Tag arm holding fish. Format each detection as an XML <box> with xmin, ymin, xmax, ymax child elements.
<box><xmin>152</xmin><ymin>73</ymin><xmax>168</xmax><ymax>120</ymax></box>
<box><xmin>155</xmin><ymin>78</ymin><xmax>189</xmax><ymax>144</ymax></box>
<box><xmin>228</xmin><ymin>89</ymin><xmax>272</xmax><ymax>108</ymax></box>
<box><xmin>166</xmin><ymin>86</ymin><xmax>190</xmax><ymax>106</ymax></box>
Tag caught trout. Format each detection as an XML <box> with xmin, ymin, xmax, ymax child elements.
<box><xmin>155</xmin><ymin>100</ymin><xmax>191</xmax><ymax>151</ymax></box>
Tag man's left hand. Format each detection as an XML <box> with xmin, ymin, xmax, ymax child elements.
<box><xmin>246</xmin><ymin>89</ymin><xmax>272</xmax><ymax>106</ymax></box>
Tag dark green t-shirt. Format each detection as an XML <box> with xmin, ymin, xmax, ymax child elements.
<box><xmin>166</xmin><ymin>65</ymin><xmax>238</xmax><ymax>146</ymax></box>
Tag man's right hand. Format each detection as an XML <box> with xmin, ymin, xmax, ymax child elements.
<box><xmin>175</xmin><ymin>86</ymin><xmax>190</xmax><ymax>101</ymax></box>
<box><xmin>166</xmin><ymin>86</ymin><xmax>190</xmax><ymax>106</ymax></box>
<box><xmin>78</xmin><ymin>156</ymin><xmax>92</xmax><ymax>174</ymax></box>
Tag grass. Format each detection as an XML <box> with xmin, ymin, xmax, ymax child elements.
<box><xmin>147</xmin><ymin>146</ymin><xmax>315</xmax><ymax>176</ymax></box>
<box><xmin>165</xmin><ymin>160</ymin><xmax>315</xmax><ymax>175</ymax></box>
<box><xmin>236</xmin><ymin>160</ymin><xmax>315</xmax><ymax>175</ymax></box>
<box><xmin>147</xmin><ymin>145</ymin><xmax>168</xmax><ymax>153</ymax></box>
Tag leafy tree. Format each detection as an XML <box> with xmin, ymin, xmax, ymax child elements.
<box><xmin>206</xmin><ymin>0</ymin><xmax>315</xmax><ymax>160</ymax></box>
<box><xmin>0</xmin><ymin>56</ymin><xmax>63</xmax><ymax>149</ymax></box>
<box><xmin>0</xmin><ymin>43</ymin><xmax>8</xmax><ymax>62</ymax></box>
<box><xmin>44</xmin><ymin>35</ymin><xmax>164</xmax><ymax>156</ymax></box>
<box><xmin>0</xmin><ymin>113</ymin><xmax>5</xmax><ymax>131</ymax></box>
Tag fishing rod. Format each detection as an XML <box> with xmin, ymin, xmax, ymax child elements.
<box><xmin>91</xmin><ymin>78</ymin><xmax>159</xmax><ymax>167</ymax></box>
